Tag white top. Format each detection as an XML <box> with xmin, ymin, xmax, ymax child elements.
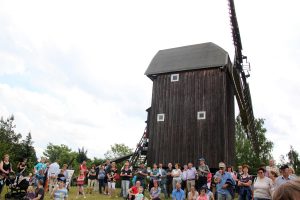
<box><xmin>172</xmin><ymin>169</ymin><xmax>182</xmax><ymax>179</ymax></box>
<box><xmin>253</xmin><ymin>177</ymin><xmax>273</xmax><ymax>199</ymax></box>
<box><xmin>48</xmin><ymin>162</ymin><xmax>60</xmax><ymax>177</ymax></box>
<box><xmin>188</xmin><ymin>191</ymin><xmax>199</xmax><ymax>200</ymax></box>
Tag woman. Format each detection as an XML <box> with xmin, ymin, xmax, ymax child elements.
<box><xmin>149</xmin><ymin>163</ymin><xmax>159</xmax><ymax>192</ymax></box>
<box><xmin>150</xmin><ymin>180</ymin><xmax>161</xmax><ymax>200</ymax></box>
<box><xmin>237</xmin><ymin>164</ymin><xmax>252</xmax><ymax>200</ymax></box>
<box><xmin>107</xmin><ymin>162</ymin><xmax>118</xmax><ymax>197</ymax></box>
<box><xmin>226</xmin><ymin>166</ymin><xmax>237</xmax><ymax>181</ymax></box>
<box><xmin>0</xmin><ymin>154</ymin><xmax>14</xmax><ymax>192</ymax></box>
<box><xmin>87</xmin><ymin>164</ymin><xmax>97</xmax><ymax>194</ymax></box>
<box><xmin>268</xmin><ymin>170</ymin><xmax>278</xmax><ymax>196</ymax></box>
<box><xmin>120</xmin><ymin>161</ymin><xmax>132</xmax><ymax>199</ymax></box>
<box><xmin>172</xmin><ymin>163</ymin><xmax>182</xmax><ymax>189</ymax></box>
<box><xmin>188</xmin><ymin>185</ymin><xmax>198</xmax><ymax>200</ymax></box>
<box><xmin>253</xmin><ymin>167</ymin><xmax>273</xmax><ymax>200</ymax></box>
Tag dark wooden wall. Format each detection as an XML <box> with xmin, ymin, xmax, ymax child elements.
<box><xmin>147</xmin><ymin>67</ymin><xmax>235</xmax><ymax>168</ymax></box>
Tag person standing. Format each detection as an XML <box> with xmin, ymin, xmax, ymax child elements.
<box><xmin>266</xmin><ymin>159</ymin><xmax>279</xmax><ymax>177</ymax></box>
<box><xmin>149</xmin><ymin>164</ymin><xmax>160</xmax><ymax>192</ymax></box>
<box><xmin>135</xmin><ymin>163</ymin><xmax>148</xmax><ymax>191</ymax></box>
<box><xmin>87</xmin><ymin>164</ymin><xmax>97</xmax><ymax>194</ymax></box>
<box><xmin>252</xmin><ymin>167</ymin><xmax>273</xmax><ymax>200</ymax></box>
<box><xmin>237</xmin><ymin>165</ymin><xmax>252</xmax><ymax>200</ymax></box>
<box><xmin>158</xmin><ymin>163</ymin><xmax>168</xmax><ymax>198</ymax></box>
<box><xmin>197</xmin><ymin>158</ymin><xmax>210</xmax><ymax>189</ymax></box>
<box><xmin>166</xmin><ymin>163</ymin><xmax>173</xmax><ymax>198</ymax></box>
<box><xmin>274</xmin><ymin>165</ymin><xmax>296</xmax><ymax>189</ymax></box>
<box><xmin>121</xmin><ymin>162</ymin><xmax>132</xmax><ymax>199</ymax></box>
<box><xmin>0</xmin><ymin>154</ymin><xmax>14</xmax><ymax>195</ymax></box>
<box><xmin>97</xmin><ymin>165</ymin><xmax>106</xmax><ymax>194</ymax></box>
<box><xmin>48</xmin><ymin>160</ymin><xmax>60</xmax><ymax>194</ymax></box>
<box><xmin>186</xmin><ymin>162</ymin><xmax>197</xmax><ymax>192</ymax></box>
<box><xmin>107</xmin><ymin>162</ymin><xmax>118</xmax><ymax>197</ymax></box>
<box><xmin>214</xmin><ymin>162</ymin><xmax>235</xmax><ymax>200</ymax></box>
<box><xmin>172</xmin><ymin>163</ymin><xmax>182</xmax><ymax>190</ymax></box>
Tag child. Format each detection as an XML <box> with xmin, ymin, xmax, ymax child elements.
<box><xmin>197</xmin><ymin>187</ymin><xmax>208</xmax><ymax>200</ymax></box>
<box><xmin>33</xmin><ymin>179</ymin><xmax>45</xmax><ymax>200</ymax></box>
<box><xmin>76</xmin><ymin>170</ymin><xmax>86</xmax><ymax>199</ymax></box>
<box><xmin>24</xmin><ymin>185</ymin><xmax>35</xmax><ymax>200</ymax></box>
<box><xmin>51</xmin><ymin>177</ymin><xmax>68</xmax><ymax>200</ymax></box>
<box><xmin>135</xmin><ymin>187</ymin><xmax>144</xmax><ymax>200</ymax></box>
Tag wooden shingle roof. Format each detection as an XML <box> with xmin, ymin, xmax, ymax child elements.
<box><xmin>145</xmin><ymin>42</ymin><xmax>231</xmax><ymax>76</ymax></box>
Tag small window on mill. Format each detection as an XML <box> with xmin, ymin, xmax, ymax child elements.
<box><xmin>197</xmin><ymin>111</ymin><xmax>206</xmax><ymax>120</ymax></box>
<box><xmin>157</xmin><ymin>114</ymin><xmax>165</xmax><ymax>122</ymax></box>
<box><xmin>171</xmin><ymin>74</ymin><xmax>179</xmax><ymax>82</ymax></box>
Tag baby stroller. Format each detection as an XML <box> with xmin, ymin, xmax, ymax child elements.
<box><xmin>4</xmin><ymin>172</ymin><xmax>29</xmax><ymax>200</ymax></box>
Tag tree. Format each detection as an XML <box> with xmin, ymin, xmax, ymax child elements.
<box><xmin>77</xmin><ymin>147</ymin><xmax>88</xmax><ymax>164</ymax></box>
<box><xmin>0</xmin><ymin>115</ymin><xmax>37</xmax><ymax>173</ymax></box>
<box><xmin>235</xmin><ymin>115</ymin><xmax>274</xmax><ymax>171</ymax></box>
<box><xmin>287</xmin><ymin>146</ymin><xmax>300</xmax><ymax>175</ymax></box>
<box><xmin>43</xmin><ymin>143</ymin><xmax>77</xmax><ymax>165</ymax></box>
<box><xmin>104</xmin><ymin>143</ymin><xmax>133</xmax><ymax>159</ymax></box>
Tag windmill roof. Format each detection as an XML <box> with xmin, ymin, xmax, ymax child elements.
<box><xmin>145</xmin><ymin>42</ymin><xmax>230</xmax><ymax>76</ymax></box>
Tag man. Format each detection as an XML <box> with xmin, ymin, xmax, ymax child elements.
<box><xmin>128</xmin><ymin>180</ymin><xmax>142</xmax><ymax>200</ymax></box>
<box><xmin>136</xmin><ymin>163</ymin><xmax>148</xmax><ymax>190</ymax></box>
<box><xmin>166</xmin><ymin>163</ymin><xmax>173</xmax><ymax>198</ymax></box>
<box><xmin>158</xmin><ymin>163</ymin><xmax>168</xmax><ymax>198</ymax></box>
<box><xmin>274</xmin><ymin>165</ymin><xmax>296</xmax><ymax>189</ymax></box>
<box><xmin>47</xmin><ymin>160</ymin><xmax>60</xmax><ymax>194</ymax></box>
<box><xmin>266</xmin><ymin>159</ymin><xmax>279</xmax><ymax>177</ymax></box>
<box><xmin>197</xmin><ymin>158</ymin><xmax>210</xmax><ymax>189</ymax></box>
<box><xmin>172</xmin><ymin>182</ymin><xmax>185</xmax><ymax>200</ymax></box>
<box><xmin>186</xmin><ymin>162</ymin><xmax>197</xmax><ymax>192</ymax></box>
<box><xmin>214</xmin><ymin>162</ymin><xmax>235</xmax><ymax>200</ymax></box>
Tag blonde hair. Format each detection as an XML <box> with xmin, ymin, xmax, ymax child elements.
<box><xmin>273</xmin><ymin>178</ymin><xmax>300</xmax><ymax>200</ymax></box>
<box><xmin>27</xmin><ymin>186</ymin><xmax>35</xmax><ymax>193</ymax></box>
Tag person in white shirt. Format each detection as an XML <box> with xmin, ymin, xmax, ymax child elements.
<box><xmin>253</xmin><ymin>167</ymin><xmax>273</xmax><ymax>200</ymax></box>
<box><xmin>48</xmin><ymin>160</ymin><xmax>60</xmax><ymax>194</ymax></box>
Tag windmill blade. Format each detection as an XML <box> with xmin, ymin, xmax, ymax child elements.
<box><xmin>227</xmin><ymin>0</ymin><xmax>259</xmax><ymax>156</ymax></box>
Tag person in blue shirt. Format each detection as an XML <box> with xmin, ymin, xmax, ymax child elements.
<box><xmin>172</xmin><ymin>182</ymin><xmax>185</xmax><ymax>200</ymax></box>
<box><xmin>214</xmin><ymin>162</ymin><xmax>235</xmax><ymax>200</ymax></box>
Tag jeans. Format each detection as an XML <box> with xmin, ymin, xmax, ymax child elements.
<box><xmin>98</xmin><ymin>179</ymin><xmax>105</xmax><ymax>193</ymax></box>
<box><xmin>217</xmin><ymin>193</ymin><xmax>233</xmax><ymax>200</ymax></box>
<box><xmin>253</xmin><ymin>198</ymin><xmax>271</xmax><ymax>200</ymax></box>
<box><xmin>121</xmin><ymin>180</ymin><xmax>130</xmax><ymax>198</ymax></box>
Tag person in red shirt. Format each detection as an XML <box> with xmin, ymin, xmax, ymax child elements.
<box><xmin>79</xmin><ymin>160</ymin><xmax>88</xmax><ymax>177</ymax></box>
<box><xmin>128</xmin><ymin>180</ymin><xmax>142</xmax><ymax>200</ymax></box>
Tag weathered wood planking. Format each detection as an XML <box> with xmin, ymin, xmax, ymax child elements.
<box><xmin>147</xmin><ymin>67</ymin><xmax>235</xmax><ymax>168</ymax></box>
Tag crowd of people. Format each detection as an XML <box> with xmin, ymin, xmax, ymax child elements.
<box><xmin>0</xmin><ymin>153</ymin><xmax>300</xmax><ymax>200</ymax></box>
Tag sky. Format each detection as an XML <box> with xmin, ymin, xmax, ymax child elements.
<box><xmin>0</xmin><ymin>0</ymin><xmax>299</xmax><ymax>164</ymax></box>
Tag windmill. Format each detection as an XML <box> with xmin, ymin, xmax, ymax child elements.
<box><xmin>117</xmin><ymin>0</ymin><xmax>259</xmax><ymax>168</ymax></box>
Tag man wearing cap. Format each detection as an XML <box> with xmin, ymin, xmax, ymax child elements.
<box><xmin>197</xmin><ymin>157</ymin><xmax>210</xmax><ymax>189</ymax></box>
<box><xmin>274</xmin><ymin>165</ymin><xmax>296</xmax><ymax>189</ymax></box>
<box><xmin>214</xmin><ymin>162</ymin><xmax>235</xmax><ymax>200</ymax></box>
